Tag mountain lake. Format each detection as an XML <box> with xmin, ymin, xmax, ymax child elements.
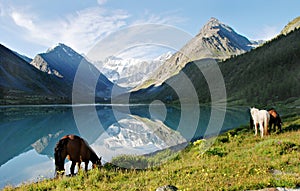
<box><xmin>0</xmin><ymin>104</ymin><xmax>250</xmax><ymax>188</ymax></box>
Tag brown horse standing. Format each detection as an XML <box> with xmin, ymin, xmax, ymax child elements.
<box><xmin>54</xmin><ymin>134</ymin><xmax>102</xmax><ymax>177</ymax></box>
<box><xmin>268</xmin><ymin>108</ymin><xmax>282</xmax><ymax>133</ymax></box>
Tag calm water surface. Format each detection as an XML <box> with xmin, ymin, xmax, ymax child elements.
<box><xmin>0</xmin><ymin>105</ymin><xmax>249</xmax><ymax>188</ymax></box>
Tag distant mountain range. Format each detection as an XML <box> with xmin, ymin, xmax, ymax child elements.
<box><xmin>98</xmin><ymin>52</ymin><xmax>172</xmax><ymax>88</ymax></box>
<box><xmin>1</xmin><ymin>16</ymin><xmax>299</xmax><ymax>105</ymax></box>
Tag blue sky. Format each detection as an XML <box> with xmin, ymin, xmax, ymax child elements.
<box><xmin>0</xmin><ymin>0</ymin><xmax>299</xmax><ymax>58</ymax></box>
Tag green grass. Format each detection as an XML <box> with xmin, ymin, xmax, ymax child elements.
<box><xmin>4</xmin><ymin>114</ymin><xmax>300</xmax><ymax>191</ymax></box>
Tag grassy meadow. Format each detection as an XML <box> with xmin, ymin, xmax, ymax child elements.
<box><xmin>3</xmin><ymin>110</ymin><xmax>300</xmax><ymax>191</ymax></box>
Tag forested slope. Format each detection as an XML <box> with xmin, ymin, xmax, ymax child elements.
<box><xmin>129</xmin><ymin>28</ymin><xmax>300</xmax><ymax>106</ymax></box>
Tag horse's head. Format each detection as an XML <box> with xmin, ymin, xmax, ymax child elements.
<box><xmin>93</xmin><ymin>156</ymin><xmax>102</xmax><ymax>169</ymax></box>
<box><xmin>54</xmin><ymin>140</ymin><xmax>67</xmax><ymax>178</ymax></box>
<box><xmin>277</xmin><ymin>115</ymin><xmax>283</xmax><ymax>127</ymax></box>
<box><xmin>54</xmin><ymin>164</ymin><xmax>65</xmax><ymax>178</ymax></box>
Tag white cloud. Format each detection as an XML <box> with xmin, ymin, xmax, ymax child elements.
<box><xmin>87</xmin><ymin>23</ymin><xmax>192</xmax><ymax>62</ymax></box>
<box><xmin>3</xmin><ymin>4</ymin><xmax>186</xmax><ymax>57</ymax></box>
<box><xmin>132</xmin><ymin>10</ymin><xmax>186</xmax><ymax>26</ymax></box>
<box><xmin>10</xmin><ymin>11</ymin><xmax>36</xmax><ymax>31</ymax></box>
<box><xmin>97</xmin><ymin>0</ymin><xmax>107</xmax><ymax>5</ymax></box>
<box><xmin>58</xmin><ymin>7</ymin><xmax>129</xmax><ymax>53</ymax></box>
<box><xmin>6</xmin><ymin>6</ymin><xmax>130</xmax><ymax>54</ymax></box>
<box><xmin>117</xmin><ymin>45</ymin><xmax>174</xmax><ymax>61</ymax></box>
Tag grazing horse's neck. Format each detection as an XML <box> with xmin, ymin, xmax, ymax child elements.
<box><xmin>90</xmin><ymin>149</ymin><xmax>99</xmax><ymax>163</ymax></box>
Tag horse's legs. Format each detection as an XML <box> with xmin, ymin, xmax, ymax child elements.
<box><xmin>268</xmin><ymin>120</ymin><xmax>272</xmax><ymax>134</ymax></box>
<box><xmin>259</xmin><ymin>122</ymin><xmax>264</xmax><ymax>138</ymax></box>
<box><xmin>264</xmin><ymin>122</ymin><xmax>268</xmax><ymax>136</ymax></box>
<box><xmin>78</xmin><ymin>162</ymin><xmax>81</xmax><ymax>172</ymax></box>
<box><xmin>262</xmin><ymin>121</ymin><xmax>267</xmax><ymax>136</ymax></box>
<box><xmin>275</xmin><ymin>118</ymin><xmax>282</xmax><ymax>132</ymax></box>
<box><xmin>85</xmin><ymin>161</ymin><xmax>89</xmax><ymax>172</ymax></box>
<box><xmin>254</xmin><ymin>123</ymin><xmax>258</xmax><ymax>136</ymax></box>
<box><xmin>70</xmin><ymin>161</ymin><xmax>76</xmax><ymax>175</ymax></box>
<box><xmin>278</xmin><ymin>121</ymin><xmax>282</xmax><ymax>132</ymax></box>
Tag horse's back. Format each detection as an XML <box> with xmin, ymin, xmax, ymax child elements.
<box><xmin>79</xmin><ymin>139</ymin><xmax>95</xmax><ymax>161</ymax></box>
<box><xmin>258</xmin><ymin>110</ymin><xmax>270</xmax><ymax>120</ymax></box>
<box><xmin>65</xmin><ymin>135</ymin><xmax>94</xmax><ymax>162</ymax></box>
<box><xmin>64</xmin><ymin>135</ymin><xmax>83</xmax><ymax>162</ymax></box>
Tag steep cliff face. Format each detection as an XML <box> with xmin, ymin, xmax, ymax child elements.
<box><xmin>30</xmin><ymin>55</ymin><xmax>63</xmax><ymax>78</ymax></box>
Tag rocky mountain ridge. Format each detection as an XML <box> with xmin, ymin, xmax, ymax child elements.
<box><xmin>136</xmin><ymin>17</ymin><xmax>261</xmax><ymax>90</ymax></box>
<box><xmin>281</xmin><ymin>16</ymin><xmax>300</xmax><ymax>35</ymax></box>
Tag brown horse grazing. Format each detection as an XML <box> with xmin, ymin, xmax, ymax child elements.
<box><xmin>54</xmin><ymin>134</ymin><xmax>102</xmax><ymax>177</ymax></box>
<box><xmin>267</xmin><ymin>108</ymin><xmax>282</xmax><ymax>133</ymax></box>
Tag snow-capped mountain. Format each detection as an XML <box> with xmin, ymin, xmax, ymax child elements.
<box><xmin>31</xmin><ymin>43</ymin><xmax>89</xmax><ymax>80</ymax></box>
<box><xmin>137</xmin><ymin>17</ymin><xmax>261</xmax><ymax>89</ymax></box>
<box><xmin>98</xmin><ymin>52</ymin><xmax>172</xmax><ymax>88</ymax></box>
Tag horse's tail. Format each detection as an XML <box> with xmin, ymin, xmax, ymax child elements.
<box><xmin>249</xmin><ymin>115</ymin><xmax>254</xmax><ymax>129</ymax></box>
<box><xmin>54</xmin><ymin>136</ymin><xmax>69</xmax><ymax>175</ymax></box>
<box><xmin>264</xmin><ymin>112</ymin><xmax>270</xmax><ymax>135</ymax></box>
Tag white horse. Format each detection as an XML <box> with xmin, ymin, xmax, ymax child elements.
<box><xmin>250</xmin><ymin>107</ymin><xmax>270</xmax><ymax>138</ymax></box>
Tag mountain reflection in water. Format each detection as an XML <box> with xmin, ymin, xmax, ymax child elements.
<box><xmin>0</xmin><ymin>105</ymin><xmax>249</xmax><ymax>188</ymax></box>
